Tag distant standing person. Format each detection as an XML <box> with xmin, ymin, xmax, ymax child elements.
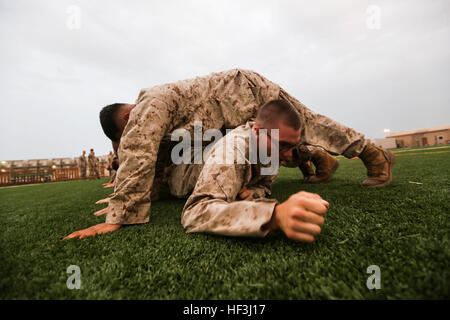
<box><xmin>88</xmin><ymin>149</ymin><xmax>100</xmax><ymax>179</ymax></box>
<box><xmin>107</xmin><ymin>151</ymin><xmax>115</xmax><ymax>177</ymax></box>
<box><xmin>78</xmin><ymin>150</ymin><xmax>87</xmax><ymax>179</ymax></box>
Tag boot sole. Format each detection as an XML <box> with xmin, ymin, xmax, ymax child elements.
<box><xmin>364</xmin><ymin>150</ymin><xmax>395</xmax><ymax>188</ymax></box>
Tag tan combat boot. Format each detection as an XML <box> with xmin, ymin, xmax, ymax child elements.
<box><xmin>307</xmin><ymin>148</ymin><xmax>340</xmax><ymax>183</ymax></box>
<box><xmin>358</xmin><ymin>140</ymin><xmax>395</xmax><ymax>188</ymax></box>
<box><xmin>298</xmin><ymin>160</ymin><xmax>315</xmax><ymax>182</ymax></box>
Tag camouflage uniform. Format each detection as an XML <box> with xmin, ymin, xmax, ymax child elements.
<box><xmin>109</xmin><ymin>170</ymin><xmax>116</xmax><ymax>183</ymax></box>
<box><xmin>88</xmin><ymin>151</ymin><xmax>100</xmax><ymax>179</ymax></box>
<box><xmin>108</xmin><ymin>68</ymin><xmax>365</xmax><ymax>225</ymax></box>
<box><xmin>78</xmin><ymin>154</ymin><xmax>87</xmax><ymax>179</ymax></box>
<box><xmin>182</xmin><ymin>122</ymin><xmax>278</xmax><ymax>237</ymax></box>
<box><xmin>156</xmin><ymin>139</ymin><xmax>318</xmax><ymax>199</ymax></box>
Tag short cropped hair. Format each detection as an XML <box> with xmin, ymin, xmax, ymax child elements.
<box><xmin>256</xmin><ymin>99</ymin><xmax>301</xmax><ymax>130</ymax></box>
<box><xmin>99</xmin><ymin>103</ymin><xmax>125</xmax><ymax>142</ymax></box>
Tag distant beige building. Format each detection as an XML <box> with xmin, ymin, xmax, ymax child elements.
<box><xmin>372</xmin><ymin>138</ymin><xmax>397</xmax><ymax>150</ymax></box>
<box><xmin>386</xmin><ymin>124</ymin><xmax>450</xmax><ymax>148</ymax></box>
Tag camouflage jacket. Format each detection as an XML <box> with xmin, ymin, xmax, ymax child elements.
<box><xmin>78</xmin><ymin>155</ymin><xmax>87</xmax><ymax>167</ymax></box>
<box><xmin>181</xmin><ymin>122</ymin><xmax>279</xmax><ymax>237</ymax></box>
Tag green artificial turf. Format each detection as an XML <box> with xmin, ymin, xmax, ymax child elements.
<box><xmin>0</xmin><ymin>146</ymin><xmax>449</xmax><ymax>299</ymax></box>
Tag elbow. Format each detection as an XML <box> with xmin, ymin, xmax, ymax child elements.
<box><xmin>181</xmin><ymin>209</ymin><xmax>198</xmax><ymax>233</ymax></box>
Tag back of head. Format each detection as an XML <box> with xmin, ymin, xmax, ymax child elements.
<box><xmin>99</xmin><ymin>103</ymin><xmax>126</xmax><ymax>142</ymax></box>
<box><xmin>256</xmin><ymin>99</ymin><xmax>301</xmax><ymax>130</ymax></box>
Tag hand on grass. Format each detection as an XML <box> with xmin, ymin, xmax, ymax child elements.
<box><xmin>95</xmin><ymin>197</ymin><xmax>110</xmax><ymax>204</ymax></box>
<box><xmin>62</xmin><ymin>223</ymin><xmax>121</xmax><ymax>240</ymax></box>
<box><xmin>103</xmin><ymin>182</ymin><xmax>115</xmax><ymax>188</ymax></box>
<box><xmin>265</xmin><ymin>191</ymin><xmax>328</xmax><ymax>242</ymax></box>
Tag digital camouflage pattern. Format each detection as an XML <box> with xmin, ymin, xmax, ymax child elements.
<box><xmin>107</xmin><ymin>69</ymin><xmax>366</xmax><ymax>225</ymax></box>
<box><xmin>280</xmin><ymin>144</ymin><xmax>317</xmax><ymax>168</ymax></box>
<box><xmin>78</xmin><ymin>154</ymin><xmax>87</xmax><ymax>179</ymax></box>
<box><xmin>182</xmin><ymin>122</ymin><xmax>278</xmax><ymax>237</ymax></box>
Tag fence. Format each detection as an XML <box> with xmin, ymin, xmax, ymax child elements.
<box><xmin>0</xmin><ymin>166</ymin><xmax>107</xmax><ymax>186</ymax></box>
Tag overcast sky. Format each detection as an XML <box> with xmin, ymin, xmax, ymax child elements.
<box><xmin>0</xmin><ymin>0</ymin><xmax>449</xmax><ymax>160</ymax></box>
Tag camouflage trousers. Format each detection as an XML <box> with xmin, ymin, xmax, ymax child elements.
<box><xmin>240</xmin><ymin>70</ymin><xmax>367</xmax><ymax>158</ymax></box>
